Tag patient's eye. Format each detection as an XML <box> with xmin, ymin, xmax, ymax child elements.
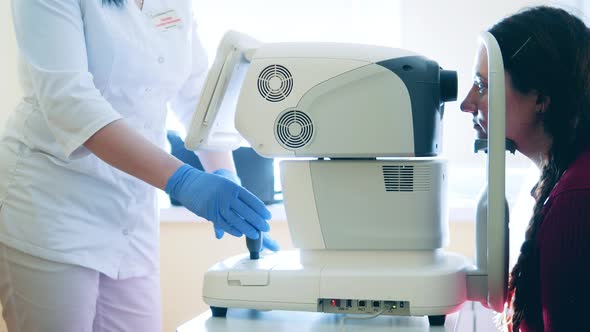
<box><xmin>475</xmin><ymin>80</ymin><xmax>488</xmax><ymax>96</ymax></box>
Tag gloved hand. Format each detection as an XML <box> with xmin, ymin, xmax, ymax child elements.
<box><xmin>166</xmin><ymin>164</ymin><xmax>270</xmax><ymax>239</ymax></box>
<box><xmin>212</xmin><ymin>169</ymin><xmax>280</xmax><ymax>252</ymax></box>
<box><xmin>213</xmin><ymin>168</ymin><xmax>241</xmax><ymax>185</ymax></box>
<box><xmin>260</xmin><ymin>232</ymin><xmax>280</xmax><ymax>252</ymax></box>
<box><xmin>212</xmin><ymin>169</ymin><xmax>241</xmax><ymax>239</ymax></box>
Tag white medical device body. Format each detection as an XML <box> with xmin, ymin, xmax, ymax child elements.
<box><xmin>186</xmin><ymin>31</ymin><xmax>509</xmax><ymax>324</ymax></box>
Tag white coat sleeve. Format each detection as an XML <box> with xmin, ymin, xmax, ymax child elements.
<box><xmin>168</xmin><ymin>16</ymin><xmax>209</xmax><ymax>132</ymax></box>
<box><xmin>11</xmin><ymin>0</ymin><xmax>123</xmax><ymax>159</ymax></box>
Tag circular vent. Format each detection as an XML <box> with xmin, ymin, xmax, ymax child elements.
<box><xmin>258</xmin><ymin>65</ymin><xmax>293</xmax><ymax>102</ymax></box>
<box><xmin>275</xmin><ymin>110</ymin><xmax>314</xmax><ymax>149</ymax></box>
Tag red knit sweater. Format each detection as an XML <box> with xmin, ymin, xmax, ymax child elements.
<box><xmin>522</xmin><ymin>150</ymin><xmax>590</xmax><ymax>331</ymax></box>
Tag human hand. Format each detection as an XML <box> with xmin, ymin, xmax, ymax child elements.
<box><xmin>260</xmin><ymin>232</ymin><xmax>280</xmax><ymax>252</ymax></box>
<box><xmin>213</xmin><ymin>168</ymin><xmax>241</xmax><ymax>185</ymax></box>
<box><xmin>210</xmin><ymin>169</ymin><xmax>279</xmax><ymax>253</ymax></box>
<box><xmin>212</xmin><ymin>168</ymin><xmax>241</xmax><ymax>239</ymax></box>
<box><xmin>165</xmin><ymin>165</ymin><xmax>270</xmax><ymax>239</ymax></box>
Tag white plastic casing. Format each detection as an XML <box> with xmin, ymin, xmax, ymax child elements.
<box><xmin>466</xmin><ymin>32</ymin><xmax>509</xmax><ymax>314</ymax></box>
<box><xmin>235</xmin><ymin>43</ymin><xmax>417</xmax><ymax>158</ymax></box>
<box><xmin>479</xmin><ymin>32</ymin><xmax>509</xmax><ymax>313</ymax></box>
<box><xmin>280</xmin><ymin>159</ymin><xmax>448</xmax><ymax>251</ymax></box>
<box><xmin>203</xmin><ymin>250</ymin><xmax>468</xmax><ymax>316</ymax></box>
<box><xmin>185</xmin><ymin>31</ymin><xmax>260</xmax><ymax>151</ymax></box>
<box><xmin>196</xmin><ymin>32</ymin><xmax>509</xmax><ymax>319</ymax></box>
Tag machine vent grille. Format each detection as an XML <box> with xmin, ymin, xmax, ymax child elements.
<box><xmin>258</xmin><ymin>64</ymin><xmax>293</xmax><ymax>102</ymax></box>
<box><xmin>275</xmin><ymin>110</ymin><xmax>314</xmax><ymax>149</ymax></box>
<box><xmin>382</xmin><ymin>165</ymin><xmax>431</xmax><ymax>192</ymax></box>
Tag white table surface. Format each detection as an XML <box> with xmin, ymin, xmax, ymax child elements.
<box><xmin>177</xmin><ymin>302</ymin><xmax>500</xmax><ymax>332</ymax></box>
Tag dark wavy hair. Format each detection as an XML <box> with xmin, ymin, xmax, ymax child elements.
<box><xmin>102</xmin><ymin>0</ymin><xmax>125</xmax><ymax>6</ymax></box>
<box><xmin>489</xmin><ymin>6</ymin><xmax>590</xmax><ymax>331</ymax></box>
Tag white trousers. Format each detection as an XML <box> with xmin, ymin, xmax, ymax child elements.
<box><xmin>0</xmin><ymin>243</ymin><xmax>162</xmax><ymax>332</ymax></box>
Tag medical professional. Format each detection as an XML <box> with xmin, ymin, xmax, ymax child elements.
<box><xmin>460</xmin><ymin>6</ymin><xmax>590</xmax><ymax>332</ymax></box>
<box><xmin>0</xmin><ymin>0</ymin><xmax>278</xmax><ymax>331</ymax></box>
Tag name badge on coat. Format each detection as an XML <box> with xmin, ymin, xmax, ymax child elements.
<box><xmin>151</xmin><ymin>10</ymin><xmax>183</xmax><ymax>32</ymax></box>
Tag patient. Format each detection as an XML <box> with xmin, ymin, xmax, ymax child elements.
<box><xmin>460</xmin><ymin>6</ymin><xmax>590</xmax><ymax>332</ymax></box>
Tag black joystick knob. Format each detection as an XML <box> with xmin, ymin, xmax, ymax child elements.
<box><xmin>246</xmin><ymin>230</ymin><xmax>263</xmax><ymax>260</ymax></box>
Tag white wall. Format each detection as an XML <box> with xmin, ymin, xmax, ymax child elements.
<box><xmin>0</xmin><ymin>0</ymin><xmax>20</xmax><ymax>133</ymax></box>
<box><xmin>555</xmin><ymin>0</ymin><xmax>590</xmax><ymax>23</ymax></box>
<box><xmin>193</xmin><ymin>0</ymin><xmax>403</xmax><ymax>61</ymax></box>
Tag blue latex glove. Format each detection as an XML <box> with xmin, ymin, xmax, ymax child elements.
<box><xmin>212</xmin><ymin>169</ymin><xmax>241</xmax><ymax>239</ymax></box>
<box><xmin>213</xmin><ymin>169</ymin><xmax>280</xmax><ymax>252</ymax></box>
<box><xmin>213</xmin><ymin>168</ymin><xmax>241</xmax><ymax>185</ymax></box>
<box><xmin>260</xmin><ymin>232</ymin><xmax>280</xmax><ymax>252</ymax></box>
<box><xmin>166</xmin><ymin>165</ymin><xmax>271</xmax><ymax>239</ymax></box>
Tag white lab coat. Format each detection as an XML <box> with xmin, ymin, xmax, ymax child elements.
<box><xmin>0</xmin><ymin>0</ymin><xmax>208</xmax><ymax>279</ymax></box>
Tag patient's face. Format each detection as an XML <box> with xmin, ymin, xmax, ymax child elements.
<box><xmin>459</xmin><ymin>44</ymin><xmax>542</xmax><ymax>152</ymax></box>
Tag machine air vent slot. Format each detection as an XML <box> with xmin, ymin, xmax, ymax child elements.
<box><xmin>382</xmin><ymin>165</ymin><xmax>431</xmax><ymax>192</ymax></box>
<box><xmin>275</xmin><ymin>110</ymin><xmax>314</xmax><ymax>149</ymax></box>
<box><xmin>258</xmin><ymin>64</ymin><xmax>293</xmax><ymax>102</ymax></box>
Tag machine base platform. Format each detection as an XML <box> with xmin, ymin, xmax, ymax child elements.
<box><xmin>203</xmin><ymin>250</ymin><xmax>469</xmax><ymax>319</ymax></box>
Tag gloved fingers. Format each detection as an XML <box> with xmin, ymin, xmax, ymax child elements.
<box><xmin>214</xmin><ymin>219</ymin><xmax>242</xmax><ymax>238</ymax></box>
<box><xmin>230</xmin><ymin>198</ymin><xmax>270</xmax><ymax>233</ymax></box>
<box><xmin>225</xmin><ymin>209</ymin><xmax>260</xmax><ymax>239</ymax></box>
<box><xmin>262</xmin><ymin>232</ymin><xmax>280</xmax><ymax>252</ymax></box>
<box><xmin>237</xmin><ymin>189</ymin><xmax>271</xmax><ymax>220</ymax></box>
<box><xmin>214</xmin><ymin>226</ymin><xmax>225</xmax><ymax>239</ymax></box>
<box><xmin>213</xmin><ymin>169</ymin><xmax>241</xmax><ymax>185</ymax></box>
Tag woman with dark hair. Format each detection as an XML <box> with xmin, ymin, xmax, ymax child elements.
<box><xmin>0</xmin><ymin>0</ymin><xmax>277</xmax><ymax>331</ymax></box>
<box><xmin>461</xmin><ymin>6</ymin><xmax>590</xmax><ymax>332</ymax></box>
